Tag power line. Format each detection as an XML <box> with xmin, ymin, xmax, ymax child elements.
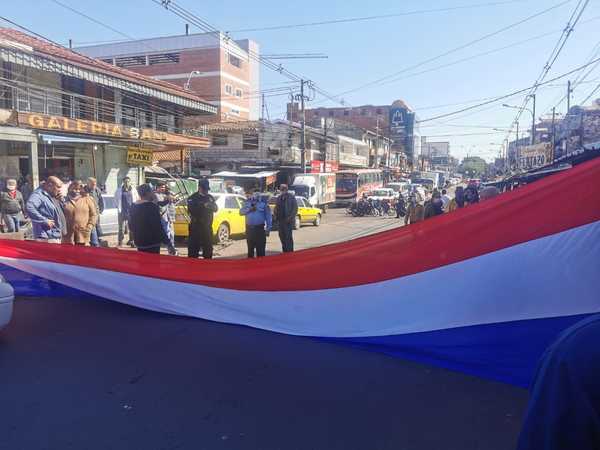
<box><xmin>416</xmin><ymin>53</ymin><xmax>600</xmax><ymax>124</ymax></box>
<box><xmin>151</xmin><ymin>0</ymin><xmax>348</xmax><ymax>108</ymax></box>
<box><xmin>49</xmin><ymin>0</ymin><xmax>136</xmax><ymax>42</ymax></box>
<box><xmin>226</xmin><ymin>0</ymin><xmax>527</xmax><ymax>33</ymax></box>
<box><xmin>505</xmin><ymin>0</ymin><xmax>590</xmax><ymax>139</ymax></box>
<box><xmin>315</xmin><ymin>0</ymin><xmax>571</xmax><ymax>104</ymax></box>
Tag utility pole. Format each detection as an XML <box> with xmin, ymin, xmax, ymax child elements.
<box><xmin>515</xmin><ymin>121</ymin><xmax>519</xmax><ymax>171</ymax></box>
<box><xmin>567</xmin><ymin>80</ymin><xmax>572</xmax><ymax>112</ymax></box>
<box><xmin>375</xmin><ymin>115</ymin><xmax>380</xmax><ymax>168</ymax></box>
<box><xmin>300</xmin><ymin>79</ymin><xmax>306</xmax><ymax>173</ymax></box>
<box><xmin>551</xmin><ymin>107</ymin><xmax>557</xmax><ymax>160</ymax></box>
<box><xmin>261</xmin><ymin>93</ymin><xmax>265</xmax><ymax>121</ymax></box>
<box><xmin>531</xmin><ymin>93</ymin><xmax>537</xmax><ymax>145</ymax></box>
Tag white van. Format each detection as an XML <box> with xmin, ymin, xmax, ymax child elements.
<box><xmin>291</xmin><ymin>173</ymin><xmax>336</xmax><ymax>211</ymax></box>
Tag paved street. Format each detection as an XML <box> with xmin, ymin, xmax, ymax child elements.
<box><xmin>106</xmin><ymin>207</ymin><xmax>407</xmax><ymax>259</ymax></box>
<box><xmin>0</xmin><ymin>294</ymin><xmax>528</xmax><ymax>450</ymax></box>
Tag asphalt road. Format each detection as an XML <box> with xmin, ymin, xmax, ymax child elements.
<box><xmin>105</xmin><ymin>207</ymin><xmax>407</xmax><ymax>259</ymax></box>
<box><xmin>1</xmin><ymin>295</ymin><xmax>528</xmax><ymax>450</ymax></box>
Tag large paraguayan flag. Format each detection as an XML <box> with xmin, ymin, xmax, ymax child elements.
<box><xmin>1</xmin><ymin>157</ymin><xmax>600</xmax><ymax>387</ymax></box>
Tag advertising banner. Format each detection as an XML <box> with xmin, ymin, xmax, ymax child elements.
<box><xmin>518</xmin><ymin>143</ymin><xmax>554</xmax><ymax>170</ymax></box>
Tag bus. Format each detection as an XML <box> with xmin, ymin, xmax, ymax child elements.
<box><xmin>335</xmin><ymin>169</ymin><xmax>383</xmax><ymax>205</ymax></box>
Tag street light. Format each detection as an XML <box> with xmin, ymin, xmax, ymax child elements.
<box><xmin>184</xmin><ymin>70</ymin><xmax>203</xmax><ymax>90</ymax></box>
<box><xmin>502</xmin><ymin>93</ymin><xmax>536</xmax><ymax>145</ymax></box>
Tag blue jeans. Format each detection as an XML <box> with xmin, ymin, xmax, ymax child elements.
<box><xmin>90</xmin><ymin>225</ymin><xmax>99</xmax><ymax>247</ymax></box>
<box><xmin>2</xmin><ymin>214</ymin><xmax>19</xmax><ymax>233</ymax></box>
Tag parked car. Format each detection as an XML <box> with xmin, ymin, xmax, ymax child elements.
<box><xmin>173</xmin><ymin>193</ymin><xmax>247</xmax><ymax>243</ymax></box>
<box><xmin>268</xmin><ymin>195</ymin><xmax>322</xmax><ymax>230</ymax></box>
<box><xmin>386</xmin><ymin>182</ymin><xmax>411</xmax><ymax>196</ymax></box>
<box><xmin>99</xmin><ymin>194</ymin><xmax>119</xmax><ymax>235</ymax></box>
<box><xmin>367</xmin><ymin>188</ymin><xmax>396</xmax><ymax>202</ymax></box>
<box><xmin>0</xmin><ymin>275</ymin><xmax>14</xmax><ymax>330</ymax></box>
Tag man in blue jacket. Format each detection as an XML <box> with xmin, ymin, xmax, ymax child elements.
<box><xmin>26</xmin><ymin>176</ymin><xmax>65</xmax><ymax>243</ymax></box>
<box><xmin>240</xmin><ymin>188</ymin><xmax>272</xmax><ymax>258</ymax></box>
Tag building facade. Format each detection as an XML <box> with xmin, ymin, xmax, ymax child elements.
<box><xmin>288</xmin><ymin>99</ymin><xmax>418</xmax><ymax>171</ymax></box>
<box><xmin>0</xmin><ymin>28</ymin><xmax>215</xmax><ymax>192</ymax></box>
<box><xmin>77</xmin><ymin>32</ymin><xmax>260</xmax><ymax>123</ymax></box>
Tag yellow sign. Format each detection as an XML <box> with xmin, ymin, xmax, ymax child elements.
<box><xmin>127</xmin><ymin>147</ymin><xmax>154</xmax><ymax>166</ymax></box>
<box><xmin>19</xmin><ymin>112</ymin><xmax>167</xmax><ymax>142</ymax></box>
<box><xmin>518</xmin><ymin>143</ymin><xmax>554</xmax><ymax>170</ymax></box>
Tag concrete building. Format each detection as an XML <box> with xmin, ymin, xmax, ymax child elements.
<box><xmin>289</xmin><ymin>99</ymin><xmax>418</xmax><ymax>171</ymax></box>
<box><xmin>193</xmin><ymin>120</ymin><xmax>339</xmax><ymax>175</ymax></box>
<box><xmin>0</xmin><ymin>28</ymin><xmax>215</xmax><ymax>191</ymax></box>
<box><xmin>77</xmin><ymin>32</ymin><xmax>260</xmax><ymax>123</ymax></box>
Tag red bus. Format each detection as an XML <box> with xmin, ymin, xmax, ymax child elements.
<box><xmin>335</xmin><ymin>169</ymin><xmax>383</xmax><ymax>205</ymax></box>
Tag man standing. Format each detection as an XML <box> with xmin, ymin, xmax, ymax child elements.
<box><xmin>154</xmin><ymin>182</ymin><xmax>177</xmax><ymax>255</ymax></box>
<box><xmin>240</xmin><ymin>189</ymin><xmax>272</xmax><ymax>258</ymax></box>
<box><xmin>130</xmin><ymin>184</ymin><xmax>172</xmax><ymax>254</ymax></box>
<box><xmin>115</xmin><ymin>177</ymin><xmax>139</xmax><ymax>247</ymax></box>
<box><xmin>86</xmin><ymin>177</ymin><xmax>104</xmax><ymax>247</ymax></box>
<box><xmin>441</xmin><ymin>189</ymin><xmax>451</xmax><ymax>211</ymax></box>
<box><xmin>404</xmin><ymin>193</ymin><xmax>424</xmax><ymax>226</ymax></box>
<box><xmin>395</xmin><ymin>193</ymin><xmax>406</xmax><ymax>219</ymax></box>
<box><xmin>0</xmin><ymin>179</ymin><xmax>25</xmax><ymax>233</ymax></box>
<box><xmin>274</xmin><ymin>184</ymin><xmax>298</xmax><ymax>253</ymax></box>
<box><xmin>26</xmin><ymin>176</ymin><xmax>65</xmax><ymax>243</ymax></box>
<box><xmin>423</xmin><ymin>191</ymin><xmax>445</xmax><ymax>220</ymax></box>
<box><xmin>187</xmin><ymin>179</ymin><xmax>218</xmax><ymax>259</ymax></box>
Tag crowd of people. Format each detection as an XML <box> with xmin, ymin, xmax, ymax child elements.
<box><xmin>1</xmin><ymin>174</ymin><xmax>501</xmax><ymax>259</ymax></box>
<box><xmin>402</xmin><ymin>184</ymin><xmax>500</xmax><ymax>225</ymax></box>
<box><xmin>1</xmin><ymin>175</ymin><xmax>302</xmax><ymax>260</ymax></box>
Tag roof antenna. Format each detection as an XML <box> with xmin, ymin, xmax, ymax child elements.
<box><xmin>68</xmin><ymin>39</ymin><xmax>72</xmax><ymax>49</ymax></box>
<box><xmin>185</xmin><ymin>24</ymin><xmax>189</xmax><ymax>36</ymax></box>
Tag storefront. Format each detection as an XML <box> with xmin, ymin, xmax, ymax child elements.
<box><xmin>0</xmin><ymin>109</ymin><xmax>209</xmax><ymax>193</ymax></box>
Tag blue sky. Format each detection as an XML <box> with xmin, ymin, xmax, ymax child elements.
<box><xmin>3</xmin><ymin>0</ymin><xmax>600</xmax><ymax>160</ymax></box>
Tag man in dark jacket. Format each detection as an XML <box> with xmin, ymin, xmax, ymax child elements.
<box><xmin>423</xmin><ymin>191</ymin><xmax>444</xmax><ymax>220</ymax></box>
<box><xmin>274</xmin><ymin>184</ymin><xmax>298</xmax><ymax>253</ymax></box>
<box><xmin>187</xmin><ymin>179</ymin><xmax>218</xmax><ymax>259</ymax></box>
<box><xmin>86</xmin><ymin>177</ymin><xmax>104</xmax><ymax>247</ymax></box>
<box><xmin>129</xmin><ymin>184</ymin><xmax>171</xmax><ymax>254</ymax></box>
<box><xmin>1</xmin><ymin>179</ymin><xmax>25</xmax><ymax>233</ymax></box>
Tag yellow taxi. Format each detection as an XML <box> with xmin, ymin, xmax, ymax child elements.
<box><xmin>174</xmin><ymin>193</ymin><xmax>247</xmax><ymax>243</ymax></box>
<box><xmin>268</xmin><ymin>195</ymin><xmax>323</xmax><ymax>230</ymax></box>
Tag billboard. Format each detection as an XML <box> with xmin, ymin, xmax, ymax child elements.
<box><xmin>389</xmin><ymin>106</ymin><xmax>416</xmax><ymax>161</ymax></box>
<box><xmin>422</xmin><ymin>142</ymin><xmax>450</xmax><ymax>158</ymax></box>
<box><xmin>517</xmin><ymin>143</ymin><xmax>554</xmax><ymax>170</ymax></box>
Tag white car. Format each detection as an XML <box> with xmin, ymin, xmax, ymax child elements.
<box><xmin>0</xmin><ymin>276</ymin><xmax>14</xmax><ymax>330</ymax></box>
<box><xmin>367</xmin><ymin>188</ymin><xmax>396</xmax><ymax>202</ymax></box>
<box><xmin>386</xmin><ymin>182</ymin><xmax>411</xmax><ymax>196</ymax></box>
<box><xmin>99</xmin><ymin>194</ymin><xmax>119</xmax><ymax>235</ymax></box>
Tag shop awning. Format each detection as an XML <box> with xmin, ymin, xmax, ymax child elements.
<box><xmin>39</xmin><ymin>134</ymin><xmax>111</xmax><ymax>145</ymax></box>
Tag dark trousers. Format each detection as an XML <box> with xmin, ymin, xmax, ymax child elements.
<box><xmin>118</xmin><ymin>211</ymin><xmax>131</xmax><ymax>245</ymax></box>
<box><xmin>138</xmin><ymin>246</ymin><xmax>161</xmax><ymax>254</ymax></box>
<box><xmin>278</xmin><ymin>221</ymin><xmax>294</xmax><ymax>253</ymax></box>
<box><xmin>188</xmin><ymin>223</ymin><xmax>213</xmax><ymax>259</ymax></box>
<box><xmin>246</xmin><ymin>225</ymin><xmax>266</xmax><ymax>258</ymax></box>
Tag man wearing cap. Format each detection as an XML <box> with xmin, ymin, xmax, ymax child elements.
<box><xmin>187</xmin><ymin>179</ymin><xmax>218</xmax><ymax>259</ymax></box>
<box><xmin>0</xmin><ymin>179</ymin><xmax>25</xmax><ymax>233</ymax></box>
<box><xmin>240</xmin><ymin>188</ymin><xmax>272</xmax><ymax>258</ymax></box>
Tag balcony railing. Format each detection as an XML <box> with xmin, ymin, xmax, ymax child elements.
<box><xmin>0</xmin><ymin>79</ymin><xmax>185</xmax><ymax>134</ymax></box>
